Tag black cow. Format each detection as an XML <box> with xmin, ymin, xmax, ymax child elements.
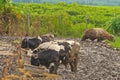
<box><xmin>21</xmin><ymin>37</ymin><xmax>42</xmax><ymax>50</ymax></box>
<box><xmin>31</xmin><ymin>49</ymin><xmax>59</xmax><ymax>74</ymax></box>
<box><xmin>21</xmin><ymin>34</ymin><xmax>54</xmax><ymax>50</ymax></box>
<box><xmin>31</xmin><ymin>40</ymin><xmax>80</xmax><ymax>74</ymax></box>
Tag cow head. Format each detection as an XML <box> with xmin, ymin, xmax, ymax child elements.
<box><xmin>21</xmin><ymin>38</ymin><xmax>28</xmax><ymax>49</ymax></box>
<box><xmin>31</xmin><ymin>53</ymin><xmax>39</xmax><ymax>66</ymax></box>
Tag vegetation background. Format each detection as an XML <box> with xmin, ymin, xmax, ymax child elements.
<box><xmin>0</xmin><ymin>0</ymin><xmax>120</xmax><ymax>48</ymax></box>
<box><xmin>12</xmin><ymin>0</ymin><xmax>120</xmax><ymax>6</ymax></box>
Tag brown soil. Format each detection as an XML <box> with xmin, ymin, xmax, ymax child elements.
<box><xmin>0</xmin><ymin>36</ymin><xmax>120</xmax><ymax>80</ymax></box>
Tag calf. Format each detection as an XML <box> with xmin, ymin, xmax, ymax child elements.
<box><xmin>31</xmin><ymin>40</ymin><xmax>80</xmax><ymax>74</ymax></box>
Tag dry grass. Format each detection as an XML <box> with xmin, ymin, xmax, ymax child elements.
<box><xmin>3</xmin><ymin>51</ymin><xmax>9</xmax><ymax>80</ymax></box>
<box><xmin>41</xmin><ymin>73</ymin><xmax>61</xmax><ymax>79</ymax></box>
<box><xmin>1</xmin><ymin>75</ymin><xmax>20</xmax><ymax>80</ymax></box>
<box><xmin>18</xmin><ymin>68</ymin><xmax>33</xmax><ymax>79</ymax></box>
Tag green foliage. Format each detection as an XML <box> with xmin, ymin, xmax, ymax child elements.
<box><xmin>1</xmin><ymin>2</ymin><xmax>120</xmax><ymax>48</ymax></box>
<box><xmin>1</xmin><ymin>2</ymin><xmax>120</xmax><ymax>37</ymax></box>
<box><xmin>106</xmin><ymin>16</ymin><xmax>120</xmax><ymax>35</ymax></box>
<box><xmin>0</xmin><ymin>0</ymin><xmax>22</xmax><ymax>35</ymax></box>
<box><xmin>66</xmin><ymin>10</ymin><xmax>80</xmax><ymax>16</ymax></box>
<box><xmin>109</xmin><ymin>36</ymin><xmax>120</xmax><ymax>48</ymax></box>
<box><xmin>12</xmin><ymin>0</ymin><xmax>120</xmax><ymax>6</ymax></box>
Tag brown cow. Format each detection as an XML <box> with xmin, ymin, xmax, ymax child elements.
<box><xmin>81</xmin><ymin>28</ymin><xmax>114</xmax><ymax>42</ymax></box>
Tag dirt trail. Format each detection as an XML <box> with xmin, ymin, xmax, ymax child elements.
<box><xmin>0</xmin><ymin>37</ymin><xmax>120</xmax><ymax>80</ymax></box>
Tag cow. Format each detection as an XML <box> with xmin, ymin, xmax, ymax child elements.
<box><xmin>21</xmin><ymin>34</ymin><xmax>54</xmax><ymax>50</ymax></box>
<box><xmin>31</xmin><ymin>40</ymin><xmax>80</xmax><ymax>74</ymax></box>
<box><xmin>41</xmin><ymin>33</ymin><xmax>55</xmax><ymax>42</ymax></box>
<box><xmin>81</xmin><ymin>28</ymin><xmax>114</xmax><ymax>42</ymax></box>
<box><xmin>21</xmin><ymin>36</ymin><xmax>42</xmax><ymax>50</ymax></box>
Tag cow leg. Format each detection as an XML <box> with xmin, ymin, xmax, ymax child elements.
<box><xmin>81</xmin><ymin>36</ymin><xmax>86</xmax><ymax>41</ymax></box>
<box><xmin>98</xmin><ymin>37</ymin><xmax>104</xmax><ymax>42</ymax></box>
<box><xmin>70</xmin><ymin>58</ymin><xmax>78</xmax><ymax>72</ymax></box>
<box><xmin>49</xmin><ymin>62</ymin><xmax>59</xmax><ymax>74</ymax></box>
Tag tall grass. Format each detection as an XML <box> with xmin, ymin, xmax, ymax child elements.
<box><xmin>109</xmin><ymin>36</ymin><xmax>120</xmax><ymax>48</ymax></box>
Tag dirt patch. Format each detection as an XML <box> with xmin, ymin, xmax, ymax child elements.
<box><xmin>0</xmin><ymin>37</ymin><xmax>120</xmax><ymax>80</ymax></box>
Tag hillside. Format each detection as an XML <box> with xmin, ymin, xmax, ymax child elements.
<box><xmin>12</xmin><ymin>0</ymin><xmax>120</xmax><ymax>6</ymax></box>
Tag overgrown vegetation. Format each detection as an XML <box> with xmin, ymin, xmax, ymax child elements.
<box><xmin>0</xmin><ymin>2</ymin><xmax>120</xmax><ymax>48</ymax></box>
<box><xmin>0</xmin><ymin>0</ymin><xmax>21</xmax><ymax>35</ymax></box>
<box><xmin>12</xmin><ymin>0</ymin><xmax>120</xmax><ymax>6</ymax></box>
<box><xmin>106</xmin><ymin>16</ymin><xmax>120</xmax><ymax>35</ymax></box>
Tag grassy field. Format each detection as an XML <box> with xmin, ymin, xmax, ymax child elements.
<box><xmin>0</xmin><ymin>2</ymin><xmax>120</xmax><ymax>48</ymax></box>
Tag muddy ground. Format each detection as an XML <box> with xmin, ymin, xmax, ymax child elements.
<box><xmin>0</xmin><ymin>36</ymin><xmax>120</xmax><ymax>80</ymax></box>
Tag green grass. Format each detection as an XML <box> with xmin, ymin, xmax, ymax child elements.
<box><xmin>109</xmin><ymin>36</ymin><xmax>120</xmax><ymax>48</ymax></box>
<box><xmin>1</xmin><ymin>2</ymin><xmax>120</xmax><ymax>48</ymax></box>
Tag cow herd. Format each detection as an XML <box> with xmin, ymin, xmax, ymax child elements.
<box><xmin>21</xmin><ymin>28</ymin><xmax>114</xmax><ymax>74</ymax></box>
<box><xmin>21</xmin><ymin>34</ymin><xmax>80</xmax><ymax>74</ymax></box>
